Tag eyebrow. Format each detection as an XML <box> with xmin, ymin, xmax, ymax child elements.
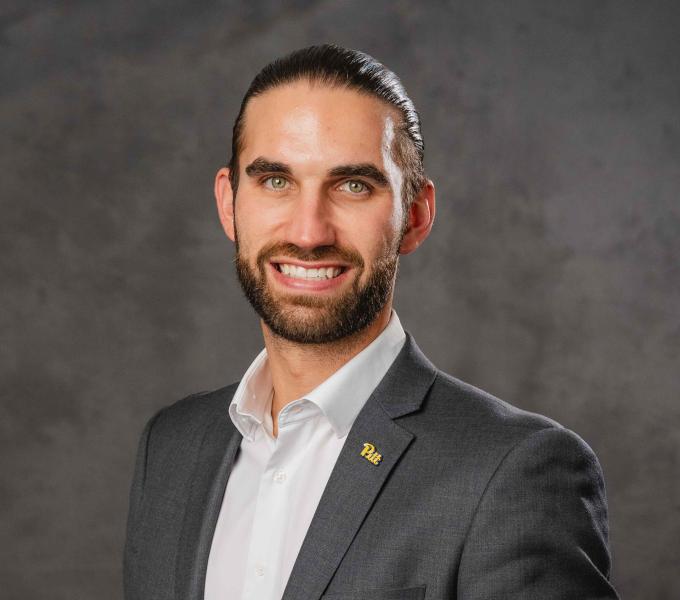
<box><xmin>244</xmin><ymin>157</ymin><xmax>390</xmax><ymax>188</ymax></box>
<box><xmin>328</xmin><ymin>163</ymin><xmax>390</xmax><ymax>187</ymax></box>
<box><xmin>245</xmin><ymin>157</ymin><xmax>292</xmax><ymax>177</ymax></box>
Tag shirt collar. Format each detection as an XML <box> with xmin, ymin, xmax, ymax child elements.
<box><xmin>228</xmin><ymin>347</ymin><xmax>272</xmax><ymax>441</ymax></box>
<box><xmin>229</xmin><ymin>310</ymin><xmax>406</xmax><ymax>440</ymax></box>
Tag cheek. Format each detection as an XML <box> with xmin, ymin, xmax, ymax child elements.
<box><xmin>236</xmin><ymin>194</ymin><xmax>288</xmax><ymax>236</ymax></box>
<box><xmin>233</xmin><ymin>212</ymin><xmax>260</xmax><ymax>258</ymax></box>
<box><xmin>234</xmin><ymin>200</ymin><xmax>270</xmax><ymax>238</ymax></box>
<box><xmin>354</xmin><ymin>224</ymin><xmax>401</xmax><ymax>265</ymax></box>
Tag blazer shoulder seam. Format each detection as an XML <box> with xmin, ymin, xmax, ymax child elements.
<box><xmin>458</xmin><ymin>423</ymin><xmax>564</xmax><ymax>547</ymax></box>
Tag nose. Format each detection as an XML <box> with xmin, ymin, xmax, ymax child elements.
<box><xmin>282</xmin><ymin>187</ymin><xmax>336</xmax><ymax>250</ymax></box>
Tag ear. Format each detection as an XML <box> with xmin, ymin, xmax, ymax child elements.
<box><xmin>214</xmin><ymin>167</ymin><xmax>236</xmax><ymax>242</ymax></box>
<box><xmin>399</xmin><ymin>179</ymin><xmax>436</xmax><ymax>255</ymax></box>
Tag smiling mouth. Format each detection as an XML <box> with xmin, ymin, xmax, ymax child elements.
<box><xmin>273</xmin><ymin>262</ymin><xmax>347</xmax><ymax>281</ymax></box>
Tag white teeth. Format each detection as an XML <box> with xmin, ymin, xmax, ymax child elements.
<box><xmin>278</xmin><ymin>264</ymin><xmax>343</xmax><ymax>280</ymax></box>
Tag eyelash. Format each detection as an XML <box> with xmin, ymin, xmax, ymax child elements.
<box><xmin>260</xmin><ymin>176</ymin><xmax>372</xmax><ymax>194</ymax></box>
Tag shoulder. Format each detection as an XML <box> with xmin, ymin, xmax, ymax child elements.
<box><xmin>408</xmin><ymin>368</ymin><xmax>599</xmax><ymax>475</ymax></box>
<box><xmin>430</xmin><ymin>369</ymin><xmax>561</xmax><ymax>430</ymax></box>
<box><xmin>436</xmin><ymin>371</ymin><xmax>615</xmax><ymax>595</ymax></box>
<box><xmin>419</xmin><ymin>368</ymin><xmax>560</xmax><ymax>434</ymax></box>
<box><xmin>156</xmin><ymin>382</ymin><xmax>239</xmax><ymax>423</ymax></box>
<box><xmin>142</xmin><ymin>382</ymin><xmax>240</xmax><ymax>451</ymax></box>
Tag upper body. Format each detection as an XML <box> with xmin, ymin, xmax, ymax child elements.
<box><xmin>123</xmin><ymin>44</ymin><xmax>619</xmax><ymax>599</ymax></box>
<box><xmin>123</xmin><ymin>328</ymin><xmax>617</xmax><ymax>599</ymax></box>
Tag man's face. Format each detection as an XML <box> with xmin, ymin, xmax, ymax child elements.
<box><xmin>224</xmin><ymin>81</ymin><xmax>407</xmax><ymax>344</ymax></box>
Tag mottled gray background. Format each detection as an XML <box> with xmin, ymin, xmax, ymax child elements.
<box><xmin>1</xmin><ymin>1</ymin><xmax>678</xmax><ymax>598</ymax></box>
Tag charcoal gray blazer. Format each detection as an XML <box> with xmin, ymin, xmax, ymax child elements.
<box><xmin>123</xmin><ymin>333</ymin><xmax>619</xmax><ymax>599</ymax></box>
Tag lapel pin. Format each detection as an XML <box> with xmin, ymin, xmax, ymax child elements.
<box><xmin>360</xmin><ymin>442</ymin><xmax>382</xmax><ymax>465</ymax></box>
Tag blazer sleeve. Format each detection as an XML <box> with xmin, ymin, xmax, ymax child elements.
<box><xmin>122</xmin><ymin>409</ymin><xmax>163</xmax><ymax>597</ymax></box>
<box><xmin>457</xmin><ymin>426</ymin><xmax>619</xmax><ymax>599</ymax></box>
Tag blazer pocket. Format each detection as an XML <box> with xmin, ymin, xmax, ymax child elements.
<box><xmin>321</xmin><ymin>585</ymin><xmax>426</xmax><ymax>600</ymax></box>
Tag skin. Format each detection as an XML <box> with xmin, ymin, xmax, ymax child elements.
<box><xmin>215</xmin><ymin>80</ymin><xmax>435</xmax><ymax>437</ymax></box>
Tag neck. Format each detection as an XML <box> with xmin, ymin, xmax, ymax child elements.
<box><xmin>262</xmin><ymin>303</ymin><xmax>393</xmax><ymax>430</ymax></box>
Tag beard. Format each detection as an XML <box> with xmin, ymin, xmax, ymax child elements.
<box><xmin>234</xmin><ymin>235</ymin><xmax>401</xmax><ymax>345</ymax></box>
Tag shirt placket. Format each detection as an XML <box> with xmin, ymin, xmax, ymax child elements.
<box><xmin>240</xmin><ymin>423</ymin><xmax>292</xmax><ymax>600</ymax></box>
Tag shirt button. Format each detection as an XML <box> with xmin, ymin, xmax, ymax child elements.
<box><xmin>254</xmin><ymin>565</ymin><xmax>265</xmax><ymax>577</ymax></box>
<box><xmin>273</xmin><ymin>470</ymin><xmax>287</xmax><ymax>483</ymax></box>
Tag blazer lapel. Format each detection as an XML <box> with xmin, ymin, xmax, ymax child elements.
<box><xmin>282</xmin><ymin>333</ymin><xmax>438</xmax><ymax>600</ymax></box>
<box><xmin>174</xmin><ymin>388</ymin><xmax>243</xmax><ymax>600</ymax></box>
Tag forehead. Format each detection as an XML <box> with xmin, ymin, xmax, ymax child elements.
<box><xmin>239</xmin><ymin>80</ymin><xmax>398</xmax><ymax>169</ymax></box>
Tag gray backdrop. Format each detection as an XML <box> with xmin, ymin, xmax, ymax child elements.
<box><xmin>1</xmin><ymin>1</ymin><xmax>678</xmax><ymax>598</ymax></box>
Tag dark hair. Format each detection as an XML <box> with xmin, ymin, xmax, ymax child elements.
<box><xmin>228</xmin><ymin>44</ymin><xmax>426</xmax><ymax>210</ymax></box>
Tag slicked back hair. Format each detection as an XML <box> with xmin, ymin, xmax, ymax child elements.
<box><xmin>228</xmin><ymin>44</ymin><xmax>426</xmax><ymax>212</ymax></box>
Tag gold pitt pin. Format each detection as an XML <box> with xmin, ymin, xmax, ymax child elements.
<box><xmin>360</xmin><ymin>442</ymin><xmax>382</xmax><ymax>465</ymax></box>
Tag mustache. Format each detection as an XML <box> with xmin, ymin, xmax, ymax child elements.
<box><xmin>257</xmin><ymin>242</ymin><xmax>364</xmax><ymax>268</ymax></box>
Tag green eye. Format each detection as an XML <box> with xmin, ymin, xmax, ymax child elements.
<box><xmin>265</xmin><ymin>176</ymin><xmax>288</xmax><ymax>190</ymax></box>
<box><xmin>343</xmin><ymin>180</ymin><xmax>367</xmax><ymax>194</ymax></box>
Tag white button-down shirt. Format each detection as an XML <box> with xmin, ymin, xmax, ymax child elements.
<box><xmin>204</xmin><ymin>310</ymin><xmax>406</xmax><ymax>600</ymax></box>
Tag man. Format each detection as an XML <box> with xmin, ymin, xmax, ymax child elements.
<box><xmin>123</xmin><ymin>45</ymin><xmax>618</xmax><ymax>600</ymax></box>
